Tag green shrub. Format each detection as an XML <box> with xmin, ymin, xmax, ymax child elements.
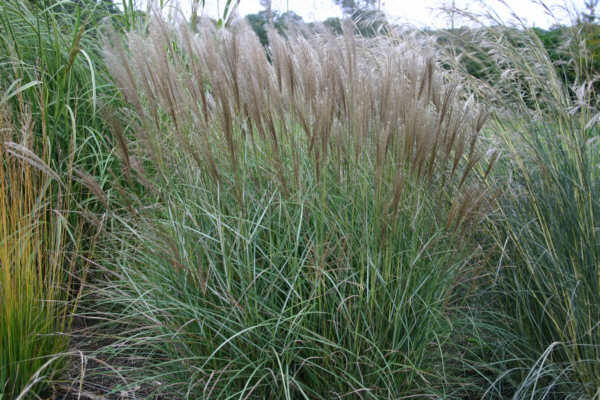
<box><xmin>96</xmin><ymin>153</ymin><xmax>479</xmax><ymax>398</ymax></box>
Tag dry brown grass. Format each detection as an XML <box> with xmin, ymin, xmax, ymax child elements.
<box><xmin>104</xmin><ymin>16</ymin><xmax>496</xmax><ymax>229</ymax></box>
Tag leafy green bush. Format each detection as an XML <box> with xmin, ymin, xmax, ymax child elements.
<box><xmin>97</xmin><ymin>153</ymin><xmax>479</xmax><ymax>398</ymax></box>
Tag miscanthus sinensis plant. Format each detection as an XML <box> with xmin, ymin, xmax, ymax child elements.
<box><xmin>87</xmin><ymin>16</ymin><xmax>498</xmax><ymax>398</ymax></box>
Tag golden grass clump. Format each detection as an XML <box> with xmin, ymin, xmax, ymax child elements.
<box><xmin>0</xmin><ymin>95</ymin><xmax>75</xmax><ymax>399</ymax></box>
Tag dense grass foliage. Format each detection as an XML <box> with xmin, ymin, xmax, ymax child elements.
<box><xmin>0</xmin><ymin>0</ymin><xmax>115</xmax><ymax>170</ymax></box>
<box><xmin>0</xmin><ymin>95</ymin><xmax>76</xmax><ymax>399</ymax></box>
<box><xmin>440</xmin><ymin>16</ymin><xmax>600</xmax><ymax>398</ymax></box>
<box><xmin>2</xmin><ymin>1</ymin><xmax>600</xmax><ymax>398</ymax></box>
<box><xmin>94</xmin><ymin>151</ymin><xmax>478</xmax><ymax>398</ymax></box>
<box><xmin>0</xmin><ymin>1</ymin><xmax>114</xmax><ymax>397</ymax></box>
<box><xmin>85</xmin><ymin>18</ymin><xmax>497</xmax><ymax>398</ymax></box>
<box><xmin>492</xmin><ymin>118</ymin><xmax>600</xmax><ymax>398</ymax></box>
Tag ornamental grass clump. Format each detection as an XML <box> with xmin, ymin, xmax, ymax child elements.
<box><xmin>0</xmin><ymin>2</ymin><xmax>118</xmax><ymax>398</ymax></box>
<box><xmin>439</xmin><ymin>4</ymin><xmax>600</xmax><ymax>396</ymax></box>
<box><xmin>0</xmin><ymin>93</ymin><xmax>77</xmax><ymax>399</ymax></box>
<box><xmin>91</xmin><ymin>16</ymin><xmax>497</xmax><ymax>398</ymax></box>
<box><xmin>0</xmin><ymin>0</ymin><xmax>116</xmax><ymax>171</ymax></box>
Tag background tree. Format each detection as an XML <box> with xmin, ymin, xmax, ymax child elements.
<box><xmin>191</xmin><ymin>0</ymin><xmax>201</xmax><ymax>30</ymax></box>
<box><xmin>331</xmin><ymin>0</ymin><xmax>388</xmax><ymax>37</ymax></box>
<box><xmin>333</xmin><ymin>0</ymin><xmax>377</xmax><ymax>16</ymax></box>
<box><xmin>260</xmin><ymin>0</ymin><xmax>273</xmax><ymax>24</ymax></box>
<box><xmin>584</xmin><ymin>0</ymin><xmax>599</xmax><ymax>22</ymax></box>
<box><xmin>246</xmin><ymin>10</ymin><xmax>304</xmax><ymax>47</ymax></box>
<box><xmin>439</xmin><ymin>0</ymin><xmax>458</xmax><ymax>30</ymax></box>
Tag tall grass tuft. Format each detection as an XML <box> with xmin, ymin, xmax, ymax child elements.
<box><xmin>0</xmin><ymin>90</ymin><xmax>78</xmax><ymax>399</ymax></box>
<box><xmin>0</xmin><ymin>2</ymin><xmax>121</xmax><ymax>397</ymax></box>
<box><xmin>0</xmin><ymin>0</ymin><xmax>116</xmax><ymax>171</ymax></box>
<box><xmin>84</xmin><ymin>15</ymin><xmax>498</xmax><ymax>398</ymax></box>
<box><xmin>439</xmin><ymin>3</ymin><xmax>600</xmax><ymax>397</ymax></box>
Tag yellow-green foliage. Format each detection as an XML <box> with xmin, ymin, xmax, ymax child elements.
<box><xmin>0</xmin><ymin>100</ymin><xmax>74</xmax><ymax>399</ymax></box>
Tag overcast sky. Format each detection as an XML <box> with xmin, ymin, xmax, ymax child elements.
<box><xmin>149</xmin><ymin>0</ymin><xmax>585</xmax><ymax>28</ymax></box>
